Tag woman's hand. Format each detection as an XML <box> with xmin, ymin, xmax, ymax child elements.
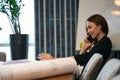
<box><xmin>80</xmin><ymin>37</ymin><xmax>94</xmax><ymax>54</ymax></box>
<box><xmin>38</xmin><ymin>53</ymin><xmax>55</xmax><ymax>60</ymax></box>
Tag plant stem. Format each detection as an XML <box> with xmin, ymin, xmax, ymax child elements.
<box><xmin>7</xmin><ymin>13</ymin><xmax>15</xmax><ymax>34</ymax></box>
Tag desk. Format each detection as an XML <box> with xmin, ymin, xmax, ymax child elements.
<box><xmin>2</xmin><ymin>59</ymin><xmax>75</xmax><ymax>80</ymax></box>
<box><xmin>41</xmin><ymin>73</ymin><xmax>74</xmax><ymax>80</ymax></box>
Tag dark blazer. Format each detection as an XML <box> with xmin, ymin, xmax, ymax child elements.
<box><xmin>74</xmin><ymin>36</ymin><xmax>112</xmax><ymax>66</ymax></box>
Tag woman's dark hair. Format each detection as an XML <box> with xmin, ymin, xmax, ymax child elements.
<box><xmin>86</xmin><ymin>14</ymin><xmax>109</xmax><ymax>35</ymax></box>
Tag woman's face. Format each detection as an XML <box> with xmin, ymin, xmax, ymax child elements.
<box><xmin>86</xmin><ymin>21</ymin><xmax>102</xmax><ymax>39</ymax></box>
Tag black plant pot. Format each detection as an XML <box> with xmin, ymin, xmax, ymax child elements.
<box><xmin>10</xmin><ymin>34</ymin><xmax>29</xmax><ymax>60</ymax></box>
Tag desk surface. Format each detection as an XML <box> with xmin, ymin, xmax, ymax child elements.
<box><xmin>3</xmin><ymin>59</ymin><xmax>75</xmax><ymax>80</ymax></box>
<box><xmin>41</xmin><ymin>73</ymin><xmax>74</xmax><ymax>80</ymax></box>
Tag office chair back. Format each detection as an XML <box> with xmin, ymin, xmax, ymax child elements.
<box><xmin>96</xmin><ymin>58</ymin><xmax>120</xmax><ymax>80</ymax></box>
<box><xmin>0</xmin><ymin>52</ymin><xmax>6</xmax><ymax>61</ymax></box>
<box><xmin>111</xmin><ymin>74</ymin><xmax>120</xmax><ymax>80</ymax></box>
<box><xmin>79</xmin><ymin>53</ymin><xmax>103</xmax><ymax>80</ymax></box>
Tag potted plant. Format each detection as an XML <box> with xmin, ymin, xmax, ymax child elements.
<box><xmin>0</xmin><ymin>0</ymin><xmax>29</xmax><ymax>60</ymax></box>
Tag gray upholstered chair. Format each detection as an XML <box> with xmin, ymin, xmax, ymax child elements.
<box><xmin>0</xmin><ymin>52</ymin><xmax>6</xmax><ymax>61</ymax></box>
<box><xmin>79</xmin><ymin>53</ymin><xmax>103</xmax><ymax>80</ymax></box>
<box><xmin>111</xmin><ymin>74</ymin><xmax>120</xmax><ymax>80</ymax></box>
<box><xmin>96</xmin><ymin>58</ymin><xmax>120</xmax><ymax>80</ymax></box>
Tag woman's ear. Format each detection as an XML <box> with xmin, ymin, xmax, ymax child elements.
<box><xmin>98</xmin><ymin>25</ymin><xmax>102</xmax><ymax>29</ymax></box>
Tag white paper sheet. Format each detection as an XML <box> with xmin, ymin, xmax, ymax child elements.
<box><xmin>0</xmin><ymin>57</ymin><xmax>77</xmax><ymax>80</ymax></box>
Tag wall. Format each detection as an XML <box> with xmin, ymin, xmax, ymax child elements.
<box><xmin>76</xmin><ymin>0</ymin><xmax>120</xmax><ymax>50</ymax></box>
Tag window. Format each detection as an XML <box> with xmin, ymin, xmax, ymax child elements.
<box><xmin>35</xmin><ymin>0</ymin><xmax>79</xmax><ymax>60</ymax></box>
<box><xmin>0</xmin><ymin>0</ymin><xmax>35</xmax><ymax>61</ymax></box>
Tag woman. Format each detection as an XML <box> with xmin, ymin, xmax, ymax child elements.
<box><xmin>39</xmin><ymin>14</ymin><xmax>112</xmax><ymax>66</ymax></box>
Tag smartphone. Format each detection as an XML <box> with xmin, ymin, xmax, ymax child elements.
<box><xmin>87</xmin><ymin>35</ymin><xmax>95</xmax><ymax>43</ymax></box>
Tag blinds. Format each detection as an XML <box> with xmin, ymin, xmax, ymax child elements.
<box><xmin>35</xmin><ymin>0</ymin><xmax>79</xmax><ymax>60</ymax></box>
